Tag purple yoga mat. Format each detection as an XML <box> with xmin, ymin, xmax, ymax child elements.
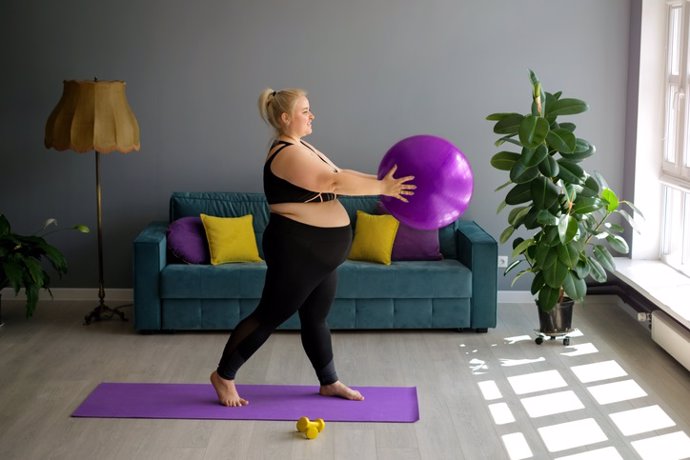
<box><xmin>72</xmin><ymin>383</ymin><xmax>419</xmax><ymax>423</ymax></box>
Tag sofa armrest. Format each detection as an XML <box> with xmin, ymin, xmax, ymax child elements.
<box><xmin>455</xmin><ymin>221</ymin><xmax>498</xmax><ymax>330</ymax></box>
<box><xmin>133</xmin><ymin>221</ymin><xmax>168</xmax><ymax>332</ymax></box>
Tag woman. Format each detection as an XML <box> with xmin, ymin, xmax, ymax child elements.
<box><xmin>210</xmin><ymin>88</ymin><xmax>416</xmax><ymax>407</ymax></box>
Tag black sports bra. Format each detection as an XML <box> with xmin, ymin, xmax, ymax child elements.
<box><xmin>263</xmin><ymin>140</ymin><xmax>337</xmax><ymax>205</ymax></box>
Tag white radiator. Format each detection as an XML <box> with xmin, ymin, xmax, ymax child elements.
<box><xmin>652</xmin><ymin>310</ymin><xmax>690</xmax><ymax>372</ymax></box>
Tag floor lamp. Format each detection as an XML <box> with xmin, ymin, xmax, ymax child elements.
<box><xmin>44</xmin><ymin>79</ymin><xmax>140</xmax><ymax>325</ymax></box>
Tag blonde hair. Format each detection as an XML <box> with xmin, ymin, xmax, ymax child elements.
<box><xmin>257</xmin><ymin>88</ymin><xmax>307</xmax><ymax>135</ymax></box>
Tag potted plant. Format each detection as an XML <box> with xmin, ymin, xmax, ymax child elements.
<box><xmin>0</xmin><ymin>214</ymin><xmax>89</xmax><ymax>324</ymax></box>
<box><xmin>486</xmin><ymin>70</ymin><xmax>641</xmax><ymax>342</ymax></box>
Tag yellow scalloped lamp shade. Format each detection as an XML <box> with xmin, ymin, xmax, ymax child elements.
<box><xmin>44</xmin><ymin>80</ymin><xmax>140</xmax><ymax>154</ymax></box>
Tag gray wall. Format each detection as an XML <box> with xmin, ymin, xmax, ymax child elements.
<box><xmin>0</xmin><ymin>0</ymin><xmax>632</xmax><ymax>291</ymax></box>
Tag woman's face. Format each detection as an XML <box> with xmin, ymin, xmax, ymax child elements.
<box><xmin>283</xmin><ymin>95</ymin><xmax>314</xmax><ymax>137</ymax></box>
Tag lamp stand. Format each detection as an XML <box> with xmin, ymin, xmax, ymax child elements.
<box><xmin>83</xmin><ymin>151</ymin><xmax>128</xmax><ymax>325</ymax></box>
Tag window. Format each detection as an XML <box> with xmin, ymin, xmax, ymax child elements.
<box><xmin>662</xmin><ymin>1</ymin><xmax>690</xmax><ymax>275</ymax></box>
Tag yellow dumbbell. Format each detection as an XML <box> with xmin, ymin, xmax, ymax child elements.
<box><xmin>296</xmin><ymin>416</ymin><xmax>325</xmax><ymax>439</ymax></box>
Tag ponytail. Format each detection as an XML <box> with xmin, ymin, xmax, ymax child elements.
<box><xmin>257</xmin><ymin>88</ymin><xmax>307</xmax><ymax>136</ymax></box>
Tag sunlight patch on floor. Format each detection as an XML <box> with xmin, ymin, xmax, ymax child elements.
<box><xmin>538</xmin><ymin>418</ymin><xmax>608</xmax><ymax>452</ymax></box>
<box><xmin>465</xmin><ymin>324</ymin><xmax>689</xmax><ymax>459</ymax></box>
<box><xmin>501</xmin><ymin>432</ymin><xmax>533</xmax><ymax>460</ymax></box>
<box><xmin>507</xmin><ymin>369</ymin><xmax>568</xmax><ymax>395</ymax></box>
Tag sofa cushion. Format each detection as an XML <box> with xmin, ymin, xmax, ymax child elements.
<box><xmin>336</xmin><ymin>259</ymin><xmax>471</xmax><ymax>298</ymax></box>
<box><xmin>348</xmin><ymin>210</ymin><xmax>399</xmax><ymax>265</ymax></box>
<box><xmin>167</xmin><ymin>216</ymin><xmax>210</xmax><ymax>264</ymax></box>
<box><xmin>160</xmin><ymin>259</ymin><xmax>471</xmax><ymax>299</ymax></box>
<box><xmin>161</xmin><ymin>263</ymin><xmax>267</xmax><ymax>298</ymax></box>
<box><xmin>375</xmin><ymin>202</ymin><xmax>442</xmax><ymax>261</ymax></box>
<box><xmin>200</xmin><ymin>213</ymin><xmax>262</xmax><ymax>264</ymax></box>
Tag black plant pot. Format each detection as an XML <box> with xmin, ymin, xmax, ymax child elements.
<box><xmin>537</xmin><ymin>297</ymin><xmax>574</xmax><ymax>334</ymax></box>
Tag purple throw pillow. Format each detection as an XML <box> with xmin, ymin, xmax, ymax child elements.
<box><xmin>376</xmin><ymin>202</ymin><xmax>442</xmax><ymax>261</ymax></box>
<box><xmin>167</xmin><ymin>216</ymin><xmax>210</xmax><ymax>264</ymax></box>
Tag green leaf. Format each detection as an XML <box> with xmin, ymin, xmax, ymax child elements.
<box><xmin>587</xmin><ymin>257</ymin><xmax>607</xmax><ymax>282</ymax></box>
<box><xmin>537</xmin><ymin>285</ymin><xmax>561</xmax><ymax>312</ymax></box>
<box><xmin>74</xmin><ymin>224</ymin><xmax>90</xmax><ymax>233</ymax></box>
<box><xmin>506</xmin><ymin>183</ymin><xmax>533</xmax><ymax>205</ymax></box>
<box><xmin>508</xmin><ymin>206</ymin><xmax>531</xmax><ymax>227</ymax></box>
<box><xmin>606</xmin><ymin>234</ymin><xmax>630</xmax><ymax>254</ymax></box>
<box><xmin>512</xmin><ymin>238</ymin><xmax>535</xmax><ymax>258</ymax></box>
<box><xmin>616</xmin><ymin>208</ymin><xmax>640</xmax><ymax>232</ymax></box>
<box><xmin>510</xmin><ymin>162</ymin><xmax>540</xmax><ymax>184</ymax></box>
<box><xmin>580</xmin><ymin>176</ymin><xmax>600</xmax><ymax>197</ymax></box>
<box><xmin>531</xmin><ymin>271</ymin><xmax>545</xmax><ymax>295</ymax></box>
<box><xmin>25</xmin><ymin>285</ymin><xmax>39</xmax><ymax>318</ymax></box>
<box><xmin>558</xmin><ymin>242</ymin><xmax>581</xmax><ymax>268</ymax></box>
<box><xmin>558</xmin><ymin>122</ymin><xmax>576</xmax><ymax>132</ymax></box>
<box><xmin>495</xmin><ymin>181</ymin><xmax>512</xmax><ymax>192</ymax></box>
<box><xmin>574</xmin><ymin>258</ymin><xmax>590</xmax><ymax>279</ymax></box>
<box><xmin>563</xmin><ymin>138</ymin><xmax>595</xmax><ymax>161</ymax></box>
<box><xmin>556</xmin><ymin>159</ymin><xmax>585</xmax><ymax>185</ymax></box>
<box><xmin>535</xmin><ymin>244</ymin><xmax>558</xmax><ymax>270</ymax></box>
<box><xmin>593</xmin><ymin>245</ymin><xmax>616</xmax><ymax>272</ymax></box>
<box><xmin>519</xmin><ymin>115</ymin><xmax>549</xmax><ymax>149</ymax></box>
<box><xmin>487</xmin><ymin>112</ymin><xmax>520</xmax><ymax>121</ymax></box>
<box><xmin>520</xmin><ymin>145</ymin><xmax>549</xmax><ymax>168</ymax></box>
<box><xmin>499</xmin><ymin>226</ymin><xmax>515</xmax><ymax>244</ymax></box>
<box><xmin>494</xmin><ymin>136</ymin><xmax>522</xmax><ymax>148</ymax></box>
<box><xmin>24</xmin><ymin>258</ymin><xmax>45</xmax><ymax>285</ymax></box>
<box><xmin>548</xmin><ymin>98</ymin><xmax>589</xmax><ymax>116</ymax></box>
<box><xmin>491</xmin><ymin>151</ymin><xmax>521</xmax><ymax>171</ymax></box>
<box><xmin>546</xmin><ymin>129</ymin><xmax>577</xmax><ymax>154</ymax></box>
<box><xmin>2</xmin><ymin>259</ymin><xmax>23</xmax><ymax>292</ymax></box>
<box><xmin>504</xmin><ymin>258</ymin><xmax>522</xmax><ymax>275</ymax></box>
<box><xmin>604</xmin><ymin>222</ymin><xmax>625</xmax><ymax>233</ymax></box>
<box><xmin>620</xmin><ymin>200</ymin><xmax>644</xmax><ymax>220</ymax></box>
<box><xmin>563</xmin><ymin>271</ymin><xmax>587</xmax><ymax>301</ymax></box>
<box><xmin>544</xmin><ymin>260</ymin><xmax>568</xmax><ymax>289</ymax></box>
<box><xmin>536</xmin><ymin>210</ymin><xmax>558</xmax><ymax>226</ymax></box>
<box><xmin>538</xmin><ymin>155</ymin><xmax>560</xmax><ymax>177</ymax></box>
<box><xmin>530</xmin><ymin>177</ymin><xmax>559</xmax><ymax>210</ymax></box>
<box><xmin>557</xmin><ymin>214</ymin><xmax>578</xmax><ymax>244</ymax></box>
<box><xmin>522</xmin><ymin>208</ymin><xmax>541</xmax><ymax>230</ymax></box>
<box><xmin>572</xmin><ymin>196</ymin><xmax>604</xmax><ymax>214</ymax></box>
<box><xmin>494</xmin><ymin>113</ymin><xmax>525</xmax><ymax>134</ymax></box>
<box><xmin>601</xmin><ymin>188</ymin><xmax>619</xmax><ymax>212</ymax></box>
<box><xmin>497</xmin><ymin>200</ymin><xmax>507</xmax><ymax>214</ymax></box>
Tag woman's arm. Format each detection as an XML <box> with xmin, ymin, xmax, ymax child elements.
<box><xmin>271</xmin><ymin>145</ymin><xmax>415</xmax><ymax>201</ymax></box>
<box><xmin>338</xmin><ymin>169</ymin><xmax>378</xmax><ymax>180</ymax></box>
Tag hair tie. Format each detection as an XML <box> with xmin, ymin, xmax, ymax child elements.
<box><xmin>271</xmin><ymin>90</ymin><xmax>277</xmax><ymax>97</ymax></box>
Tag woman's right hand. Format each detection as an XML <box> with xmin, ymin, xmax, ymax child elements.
<box><xmin>381</xmin><ymin>165</ymin><xmax>416</xmax><ymax>202</ymax></box>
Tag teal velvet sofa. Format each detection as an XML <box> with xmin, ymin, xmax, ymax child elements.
<box><xmin>133</xmin><ymin>192</ymin><xmax>497</xmax><ymax>333</ymax></box>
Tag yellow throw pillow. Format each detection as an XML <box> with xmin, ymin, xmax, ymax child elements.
<box><xmin>200</xmin><ymin>213</ymin><xmax>262</xmax><ymax>265</ymax></box>
<box><xmin>348</xmin><ymin>210</ymin><xmax>400</xmax><ymax>265</ymax></box>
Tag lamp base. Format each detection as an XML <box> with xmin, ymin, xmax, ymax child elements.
<box><xmin>83</xmin><ymin>302</ymin><xmax>129</xmax><ymax>325</ymax></box>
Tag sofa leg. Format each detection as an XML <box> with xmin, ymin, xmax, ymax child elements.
<box><xmin>457</xmin><ymin>327</ymin><xmax>489</xmax><ymax>333</ymax></box>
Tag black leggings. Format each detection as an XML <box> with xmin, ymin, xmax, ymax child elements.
<box><xmin>216</xmin><ymin>213</ymin><xmax>352</xmax><ymax>385</ymax></box>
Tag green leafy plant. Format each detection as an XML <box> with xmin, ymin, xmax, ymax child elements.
<box><xmin>486</xmin><ymin>70</ymin><xmax>642</xmax><ymax>312</ymax></box>
<box><xmin>0</xmin><ymin>214</ymin><xmax>89</xmax><ymax>317</ymax></box>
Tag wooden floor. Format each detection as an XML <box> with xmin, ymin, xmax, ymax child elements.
<box><xmin>1</xmin><ymin>297</ymin><xmax>689</xmax><ymax>460</ymax></box>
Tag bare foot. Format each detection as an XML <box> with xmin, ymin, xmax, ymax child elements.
<box><xmin>319</xmin><ymin>381</ymin><xmax>365</xmax><ymax>401</ymax></box>
<box><xmin>210</xmin><ymin>371</ymin><xmax>249</xmax><ymax>407</ymax></box>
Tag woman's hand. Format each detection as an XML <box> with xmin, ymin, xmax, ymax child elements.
<box><xmin>381</xmin><ymin>165</ymin><xmax>416</xmax><ymax>202</ymax></box>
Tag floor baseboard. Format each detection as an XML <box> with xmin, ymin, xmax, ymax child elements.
<box><xmin>0</xmin><ymin>288</ymin><xmax>622</xmax><ymax>306</ymax></box>
<box><xmin>0</xmin><ymin>288</ymin><xmax>134</xmax><ymax>302</ymax></box>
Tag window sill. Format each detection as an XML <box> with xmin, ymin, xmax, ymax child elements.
<box><xmin>612</xmin><ymin>257</ymin><xmax>690</xmax><ymax>329</ymax></box>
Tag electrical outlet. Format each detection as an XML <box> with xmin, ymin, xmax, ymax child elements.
<box><xmin>498</xmin><ymin>256</ymin><xmax>509</xmax><ymax>268</ymax></box>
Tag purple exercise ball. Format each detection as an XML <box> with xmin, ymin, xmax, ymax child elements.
<box><xmin>378</xmin><ymin>135</ymin><xmax>473</xmax><ymax>230</ymax></box>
